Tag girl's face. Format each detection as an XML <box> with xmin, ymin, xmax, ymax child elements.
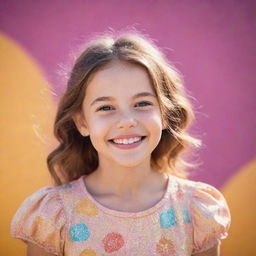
<box><xmin>75</xmin><ymin>60</ymin><xmax>164</xmax><ymax>168</ymax></box>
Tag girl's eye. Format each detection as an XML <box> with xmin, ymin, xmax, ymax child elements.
<box><xmin>96</xmin><ymin>105</ymin><xmax>114</xmax><ymax>111</ymax></box>
<box><xmin>96</xmin><ymin>101</ymin><xmax>152</xmax><ymax>111</ymax></box>
<box><xmin>135</xmin><ymin>101</ymin><xmax>152</xmax><ymax>107</ymax></box>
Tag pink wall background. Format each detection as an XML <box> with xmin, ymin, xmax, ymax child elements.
<box><xmin>1</xmin><ymin>0</ymin><xmax>255</xmax><ymax>188</ymax></box>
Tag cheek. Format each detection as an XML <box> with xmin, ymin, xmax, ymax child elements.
<box><xmin>87</xmin><ymin>116</ymin><xmax>111</xmax><ymax>140</ymax></box>
<box><xmin>140</xmin><ymin>111</ymin><xmax>163</xmax><ymax>146</ymax></box>
<box><xmin>139</xmin><ymin>111</ymin><xmax>163</xmax><ymax>129</ymax></box>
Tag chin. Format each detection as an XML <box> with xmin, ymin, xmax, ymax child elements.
<box><xmin>113</xmin><ymin>157</ymin><xmax>149</xmax><ymax>168</ymax></box>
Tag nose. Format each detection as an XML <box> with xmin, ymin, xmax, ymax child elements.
<box><xmin>116</xmin><ymin>112</ymin><xmax>137</xmax><ymax>129</ymax></box>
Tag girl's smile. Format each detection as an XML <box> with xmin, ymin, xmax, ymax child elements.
<box><xmin>73</xmin><ymin>59</ymin><xmax>164</xmax><ymax>168</ymax></box>
<box><xmin>108</xmin><ymin>135</ymin><xmax>147</xmax><ymax>150</ymax></box>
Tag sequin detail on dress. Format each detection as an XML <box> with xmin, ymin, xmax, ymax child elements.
<box><xmin>156</xmin><ymin>237</ymin><xmax>176</xmax><ymax>256</ymax></box>
<box><xmin>10</xmin><ymin>174</ymin><xmax>231</xmax><ymax>255</ymax></box>
<box><xmin>176</xmin><ymin>185</ymin><xmax>184</xmax><ymax>200</ymax></box>
<box><xmin>76</xmin><ymin>199</ymin><xmax>99</xmax><ymax>216</ymax></box>
<box><xmin>69</xmin><ymin>223</ymin><xmax>90</xmax><ymax>242</ymax></box>
<box><xmin>80</xmin><ymin>248</ymin><xmax>97</xmax><ymax>256</ymax></box>
<box><xmin>102</xmin><ymin>232</ymin><xmax>125</xmax><ymax>253</ymax></box>
<box><xmin>160</xmin><ymin>208</ymin><xmax>177</xmax><ymax>228</ymax></box>
<box><xmin>182</xmin><ymin>209</ymin><xmax>191</xmax><ymax>223</ymax></box>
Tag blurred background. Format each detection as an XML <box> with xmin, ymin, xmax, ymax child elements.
<box><xmin>1</xmin><ymin>0</ymin><xmax>255</xmax><ymax>255</ymax></box>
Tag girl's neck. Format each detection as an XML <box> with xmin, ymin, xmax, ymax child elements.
<box><xmin>84</xmin><ymin>162</ymin><xmax>168</xmax><ymax>199</ymax></box>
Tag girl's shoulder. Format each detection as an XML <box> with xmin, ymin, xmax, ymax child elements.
<box><xmin>171</xmin><ymin>175</ymin><xmax>231</xmax><ymax>254</ymax></box>
<box><xmin>170</xmin><ymin>175</ymin><xmax>224</xmax><ymax>199</ymax></box>
<box><xmin>10</xmin><ymin>177</ymin><xmax>82</xmax><ymax>255</ymax></box>
<box><xmin>170</xmin><ymin>174</ymin><xmax>229</xmax><ymax>204</ymax></box>
<box><xmin>171</xmin><ymin>175</ymin><xmax>231</xmax><ymax>227</ymax></box>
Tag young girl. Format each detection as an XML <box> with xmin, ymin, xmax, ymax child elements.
<box><xmin>10</xmin><ymin>32</ymin><xmax>231</xmax><ymax>256</ymax></box>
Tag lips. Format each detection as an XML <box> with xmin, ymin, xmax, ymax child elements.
<box><xmin>109</xmin><ymin>134</ymin><xmax>146</xmax><ymax>140</ymax></box>
<box><xmin>108</xmin><ymin>136</ymin><xmax>147</xmax><ymax>149</ymax></box>
<box><xmin>109</xmin><ymin>136</ymin><xmax>146</xmax><ymax>144</ymax></box>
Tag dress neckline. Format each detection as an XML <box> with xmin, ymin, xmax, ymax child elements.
<box><xmin>78</xmin><ymin>173</ymin><xmax>175</xmax><ymax>218</ymax></box>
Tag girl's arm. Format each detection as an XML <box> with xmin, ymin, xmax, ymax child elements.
<box><xmin>192</xmin><ymin>243</ymin><xmax>220</xmax><ymax>256</ymax></box>
<box><xmin>27</xmin><ymin>242</ymin><xmax>56</xmax><ymax>256</ymax></box>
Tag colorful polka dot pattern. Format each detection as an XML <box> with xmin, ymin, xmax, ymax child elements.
<box><xmin>69</xmin><ymin>202</ymin><xmax>191</xmax><ymax>253</ymax></box>
<box><xmin>79</xmin><ymin>248</ymin><xmax>97</xmax><ymax>256</ymax></box>
<box><xmin>69</xmin><ymin>223</ymin><xmax>90</xmax><ymax>242</ymax></box>
<box><xmin>156</xmin><ymin>237</ymin><xmax>176</xmax><ymax>256</ymax></box>
<box><xmin>10</xmin><ymin>175</ymin><xmax>231</xmax><ymax>255</ymax></box>
<box><xmin>160</xmin><ymin>208</ymin><xmax>177</xmax><ymax>228</ymax></box>
<box><xmin>76</xmin><ymin>199</ymin><xmax>99</xmax><ymax>216</ymax></box>
<box><xmin>182</xmin><ymin>209</ymin><xmax>191</xmax><ymax>223</ymax></box>
<box><xmin>102</xmin><ymin>232</ymin><xmax>125</xmax><ymax>253</ymax></box>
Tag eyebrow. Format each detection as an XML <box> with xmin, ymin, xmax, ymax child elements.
<box><xmin>90</xmin><ymin>92</ymin><xmax>157</xmax><ymax>106</ymax></box>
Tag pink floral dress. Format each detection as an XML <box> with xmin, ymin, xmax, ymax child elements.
<box><xmin>10</xmin><ymin>174</ymin><xmax>231</xmax><ymax>255</ymax></box>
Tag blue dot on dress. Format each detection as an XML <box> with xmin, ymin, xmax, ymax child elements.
<box><xmin>160</xmin><ymin>208</ymin><xmax>177</xmax><ymax>228</ymax></box>
<box><xmin>182</xmin><ymin>209</ymin><xmax>191</xmax><ymax>223</ymax></box>
<box><xmin>69</xmin><ymin>223</ymin><xmax>90</xmax><ymax>242</ymax></box>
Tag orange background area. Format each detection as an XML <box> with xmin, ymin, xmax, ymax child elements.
<box><xmin>0</xmin><ymin>34</ymin><xmax>57</xmax><ymax>255</ymax></box>
<box><xmin>1</xmin><ymin>33</ymin><xmax>255</xmax><ymax>255</ymax></box>
<box><xmin>221</xmin><ymin>159</ymin><xmax>256</xmax><ymax>255</ymax></box>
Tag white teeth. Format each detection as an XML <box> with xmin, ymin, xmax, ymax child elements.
<box><xmin>113</xmin><ymin>137</ymin><xmax>142</xmax><ymax>144</ymax></box>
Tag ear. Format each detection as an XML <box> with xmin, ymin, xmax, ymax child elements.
<box><xmin>72</xmin><ymin>111</ymin><xmax>89</xmax><ymax>137</ymax></box>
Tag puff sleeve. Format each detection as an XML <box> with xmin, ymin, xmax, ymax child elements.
<box><xmin>190</xmin><ymin>181</ymin><xmax>231</xmax><ymax>254</ymax></box>
<box><xmin>10</xmin><ymin>186</ymin><xmax>67</xmax><ymax>256</ymax></box>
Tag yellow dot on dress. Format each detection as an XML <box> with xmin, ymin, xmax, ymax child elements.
<box><xmin>156</xmin><ymin>237</ymin><xmax>176</xmax><ymax>255</ymax></box>
<box><xmin>76</xmin><ymin>199</ymin><xmax>99</xmax><ymax>216</ymax></box>
<box><xmin>33</xmin><ymin>216</ymin><xmax>55</xmax><ymax>233</ymax></box>
<box><xmin>80</xmin><ymin>248</ymin><xmax>97</xmax><ymax>256</ymax></box>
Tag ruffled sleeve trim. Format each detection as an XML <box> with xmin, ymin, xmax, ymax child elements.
<box><xmin>10</xmin><ymin>186</ymin><xmax>67</xmax><ymax>256</ymax></box>
<box><xmin>190</xmin><ymin>181</ymin><xmax>231</xmax><ymax>254</ymax></box>
<box><xmin>9</xmin><ymin>233</ymin><xmax>61</xmax><ymax>255</ymax></box>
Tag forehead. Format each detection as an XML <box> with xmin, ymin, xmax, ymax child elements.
<box><xmin>84</xmin><ymin>60</ymin><xmax>155</xmax><ymax>100</ymax></box>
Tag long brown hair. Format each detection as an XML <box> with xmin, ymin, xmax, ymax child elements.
<box><xmin>47</xmin><ymin>31</ymin><xmax>202</xmax><ymax>186</ymax></box>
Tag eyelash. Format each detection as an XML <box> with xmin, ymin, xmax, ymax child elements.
<box><xmin>96</xmin><ymin>101</ymin><xmax>153</xmax><ymax>112</ymax></box>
